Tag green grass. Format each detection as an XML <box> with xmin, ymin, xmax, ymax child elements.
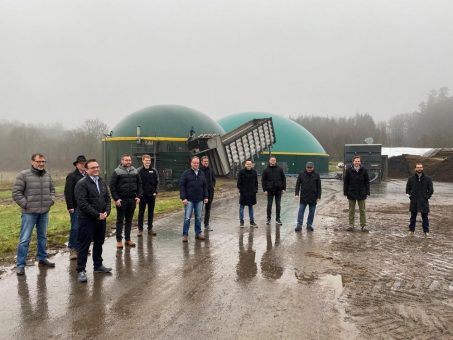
<box><xmin>0</xmin><ymin>190</ymin><xmax>182</xmax><ymax>261</ymax></box>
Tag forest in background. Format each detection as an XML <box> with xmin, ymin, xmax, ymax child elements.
<box><xmin>0</xmin><ymin>88</ymin><xmax>451</xmax><ymax>173</ymax></box>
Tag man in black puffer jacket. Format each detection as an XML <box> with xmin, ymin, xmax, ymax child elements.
<box><xmin>343</xmin><ymin>155</ymin><xmax>370</xmax><ymax>231</ymax></box>
<box><xmin>109</xmin><ymin>154</ymin><xmax>142</xmax><ymax>248</ymax></box>
<box><xmin>294</xmin><ymin>162</ymin><xmax>321</xmax><ymax>232</ymax></box>
<box><xmin>261</xmin><ymin>156</ymin><xmax>286</xmax><ymax>225</ymax></box>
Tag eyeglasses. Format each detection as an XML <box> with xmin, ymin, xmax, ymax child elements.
<box><xmin>33</xmin><ymin>160</ymin><xmax>46</xmax><ymax>163</ymax></box>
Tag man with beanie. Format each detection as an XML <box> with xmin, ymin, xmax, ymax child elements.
<box><xmin>295</xmin><ymin>162</ymin><xmax>321</xmax><ymax>232</ymax></box>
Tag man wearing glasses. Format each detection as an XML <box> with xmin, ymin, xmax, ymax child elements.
<box><xmin>74</xmin><ymin>159</ymin><xmax>112</xmax><ymax>283</ymax></box>
<box><xmin>13</xmin><ymin>153</ymin><xmax>56</xmax><ymax>275</ymax></box>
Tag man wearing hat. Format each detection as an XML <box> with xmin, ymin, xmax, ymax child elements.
<box><xmin>64</xmin><ymin>155</ymin><xmax>87</xmax><ymax>260</ymax></box>
<box><xmin>294</xmin><ymin>162</ymin><xmax>321</xmax><ymax>232</ymax></box>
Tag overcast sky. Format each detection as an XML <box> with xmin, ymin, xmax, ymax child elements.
<box><xmin>1</xmin><ymin>0</ymin><xmax>452</xmax><ymax>128</ymax></box>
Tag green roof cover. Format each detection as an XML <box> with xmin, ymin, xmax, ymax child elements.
<box><xmin>112</xmin><ymin>105</ymin><xmax>225</xmax><ymax>138</ymax></box>
<box><xmin>218</xmin><ymin>112</ymin><xmax>327</xmax><ymax>154</ymax></box>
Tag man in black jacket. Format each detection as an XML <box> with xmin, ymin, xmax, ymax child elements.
<box><xmin>237</xmin><ymin>159</ymin><xmax>258</xmax><ymax>227</ymax></box>
<box><xmin>179</xmin><ymin>156</ymin><xmax>208</xmax><ymax>242</ymax></box>
<box><xmin>137</xmin><ymin>154</ymin><xmax>159</xmax><ymax>237</ymax></box>
<box><xmin>64</xmin><ymin>155</ymin><xmax>86</xmax><ymax>260</ymax></box>
<box><xmin>201</xmin><ymin>156</ymin><xmax>216</xmax><ymax>231</ymax></box>
<box><xmin>406</xmin><ymin>163</ymin><xmax>434</xmax><ymax>238</ymax></box>
<box><xmin>109</xmin><ymin>154</ymin><xmax>142</xmax><ymax>248</ymax></box>
<box><xmin>74</xmin><ymin>159</ymin><xmax>112</xmax><ymax>283</ymax></box>
<box><xmin>294</xmin><ymin>162</ymin><xmax>321</xmax><ymax>232</ymax></box>
<box><xmin>262</xmin><ymin>156</ymin><xmax>286</xmax><ymax>225</ymax></box>
<box><xmin>343</xmin><ymin>156</ymin><xmax>370</xmax><ymax>231</ymax></box>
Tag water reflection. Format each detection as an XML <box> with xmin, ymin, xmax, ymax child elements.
<box><xmin>236</xmin><ymin>230</ymin><xmax>257</xmax><ymax>282</ymax></box>
<box><xmin>260</xmin><ymin>226</ymin><xmax>284</xmax><ymax>280</ymax></box>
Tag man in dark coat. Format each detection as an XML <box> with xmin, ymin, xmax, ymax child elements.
<box><xmin>294</xmin><ymin>162</ymin><xmax>321</xmax><ymax>232</ymax></box>
<box><xmin>137</xmin><ymin>154</ymin><xmax>159</xmax><ymax>237</ymax></box>
<box><xmin>201</xmin><ymin>156</ymin><xmax>216</xmax><ymax>231</ymax></box>
<box><xmin>179</xmin><ymin>156</ymin><xmax>208</xmax><ymax>242</ymax></box>
<box><xmin>109</xmin><ymin>154</ymin><xmax>142</xmax><ymax>248</ymax></box>
<box><xmin>406</xmin><ymin>163</ymin><xmax>434</xmax><ymax>238</ymax></box>
<box><xmin>74</xmin><ymin>159</ymin><xmax>112</xmax><ymax>283</ymax></box>
<box><xmin>64</xmin><ymin>155</ymin><xmax>86</xmax><ymax>260</ymax></box>
<box><xmin>237</xmin><ymin>159</ymin><xmax>258</xmax><ymax>227</ymax></box>
<box><xmin>261</xmin><ymin>156</ymin><xmax>286</xmax><ymax>225</ymax></box>
<box><xmin>343</xmin><ymin>155</ymin><xmax>370</xmax><ymax>231</ymax></box>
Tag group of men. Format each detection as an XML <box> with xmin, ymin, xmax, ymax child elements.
<box><xmin>12</xmin><ymin>152</ymin><xmax>434</xmax><ymax>282</ymax></box>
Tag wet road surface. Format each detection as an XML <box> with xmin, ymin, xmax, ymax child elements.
<box><xmin>1</xmin><ymin>179</ymin><xmax>453</xmax><ymax>339</ymax></box>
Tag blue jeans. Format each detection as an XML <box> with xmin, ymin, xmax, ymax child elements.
<box><xmin>16</xmin><ymin>212</ymin><xmax>49</xmax><ymax>268</ymax></box>
<box><xmin>68</xmin><ymin>211</ymin><xmax>79</xmax><ymax>249</ymax></box>
<box><xmin>297</xmin><ymin>202</ymin><xmax>317</xmax><ymax>227</ymax></box>
<box><xmin>239</xmin><ymin>205</ymin><xmax>254</xmax><ymax>222</ymax></box>
<box><xmin>182</xmin><ymin>201</ymin><xmax>203</xmax><ymax>236</ymax></box>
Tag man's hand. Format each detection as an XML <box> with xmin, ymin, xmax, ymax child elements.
<box><xmin>295</xmin><ymin>195</ymin><xmax>299</xmax><ymax>200</ymax></box>
<box><xmin>282</xmin><ymin>190</ymin><xmax>286</xmax><ymax>194</ymax></box>
<box><xmin>204</xmin><ymin>198</ymin><xmax>208</xmax><ymax>204</ymax></box>
<box><xmin>135</xmin><ymin>197</ymin><xmax>140</xmax><ymax>204</ymax></box>
<box><xmin>68</xmin><ymin>209</ymin><xmax>75</xmax><ymax>213</ymax></box>
<box><xmin>115</xmin><ymin>199</ymin><xmax>122</xmax><ymax>207</ymax></box>
<box><xmin>99</xmin><ymin>212</ymin><xmax>108</xmax><ymax>220</ymax></box>
<box><xmin>153</xmin><ymin>193</ymin><xmax>157</xmax><ymax>196</ymax></box>
<box><xmin>264</xmin><ymin>191</ymin><xmax>268</xmax><ymax>196</ymax></box>
<box><xmin>182</xmin><ymin>199</ymin><xmax>188</xmax><ymax>206</ymax></box>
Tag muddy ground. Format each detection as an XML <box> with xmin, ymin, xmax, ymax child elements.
<box><xmin>0</xmin><ymin>178</ymin><xmax>452</xmax><ymax>339</ymax></box>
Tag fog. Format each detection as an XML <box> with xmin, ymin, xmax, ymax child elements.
<box><xmin>1</xmin><ymin>0</ymin><xmax>452</xmax><ymax>128</ymax></box>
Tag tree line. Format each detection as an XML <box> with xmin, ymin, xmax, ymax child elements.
<box><xmin>0</xmin><ymin>88</ymin><xmax>451</xmax><ymax>172</ymax></box>
<box><xmin>293</xmin><ymin>88</ymin><xmax>453</xmax><ymax>160</ymax></box>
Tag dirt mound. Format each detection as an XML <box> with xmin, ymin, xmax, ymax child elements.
<box><xmin>388</xmin><ymin>154</ymin><xmax>453</xmax><ymax>182</ymax></box>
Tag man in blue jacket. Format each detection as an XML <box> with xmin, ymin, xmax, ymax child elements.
<box><xmin>179</xmin><ymin>156</ymin><xmax>208</xmax><ymax>242</ymax></box>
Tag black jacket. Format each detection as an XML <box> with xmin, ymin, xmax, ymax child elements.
<box><xmin>64</xmin><ymin>169</ymin><xmax>85</xmax><ymax>210</ymax></box>
<box><xmin>75</xmin><ymin>176</ymin><xmax>111</xmax><ymax>220</ymax></box>
<box><xmin>109</xmin><ymin>165</ymin><xmax>143</xmax><ymax>201</ymax></box>
<box><xmin>343</xmin><ymin>166</ymin><xmax>370</xmax><ymax>200</ymax></box>
<box><xmin>406</xmin><ymin>173</ymin><xmax>434</xmax><ymax>213</ymax></box>
<box><xmin>237</xmin><ymin>168</ymin><xmax>258</xmax><ymax>206</ymax></box>
<box><xmin>179</xmin><ymin>168</ymin><xmax>208</xmax><ymax>202</ymax></box>
<box><xmin>201</xmin><ymin>166</ymin><xmax>216</xmax><ymax>192</ymax></box>
<box><xmin>138</xmin><ymin>166</ymin><xmax>159</xmax><ymax>196</ymax></box>
<box><xmin>295</xmin><ymin>170</ymin><xmax>321</xmax><ymax>204</ymax></box>
<box><xmin>261</xmin><ymin>165</ymin><xmax>286</xmax><ymax>192</ymax></box>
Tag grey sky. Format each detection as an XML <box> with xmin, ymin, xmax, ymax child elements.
<box><xmin>1</xmin><ymin>0</ymin><xmax>452</xmax><ymax>128</ymax></box>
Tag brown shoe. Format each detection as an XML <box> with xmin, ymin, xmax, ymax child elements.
<box><xmin>116</xmin><ymin>242</ymin><xmax>124</xmax><ymax>249</ymax></box>
<box><xmin>125</xmin><ymin>240</ymin><xmax>136</xmax><ymax>247</ymax></box>
<box><xmin>137</xmin><ymin>230</ymin><xmax>143</xmax><ymax>237</ymax></box>
<box><xmin>69</xmin><ymin>249</ymin><xmax>77</xmax><ymax>260</ymax></box>
<box><xmin>195</xmin><ymin>234</ymin><xmax>206</xmax><ymax>241</ymax></box>
<box><xmin>182</xmin><ymin>235</ymin><xmax>188</xmax><ymax>242</ymax></box>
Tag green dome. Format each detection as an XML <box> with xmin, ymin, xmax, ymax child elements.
<box><xmin>218</xmin><ymin>112</ymin><xmax>327</xmax><ymax>155</ymax></box>
<box><xmin>113</xmin><ymin>105</ymin><xmax>225</xmax><ymax>138</ymax></box>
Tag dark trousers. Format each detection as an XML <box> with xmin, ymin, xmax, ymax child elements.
<box><xmin>267</xmin><ymin>190</ymin><xmax>282</xmax><ymax>220</ymax></box>
<box><xmin>409</xmin><ymin>211</ymin><xmax>429</xmax><ymax>232</ymax></box>
<box><xmin>138</xmin><ymin>195</ymin><xmax>156</xmax><ymax>230</ymax></box>
<box><xmin>77</xmin><ymin>218</ymin><xmax>106</xmax><ymax>272</ymax></box>
<box><xmin>204</xmin><ymin>190</ymin><xmax>214</xmax><ymax>226</ymax></box>
<box><xmin>116</xmin><ymin>198</ymin><xmax>136</xmax><ymax>241</ymax></box>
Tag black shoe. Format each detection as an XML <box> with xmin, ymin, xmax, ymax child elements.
<box><xmin>38</xmin><ymin>259</ymin><xmax>55</xmax><ymax>267</ymax></box>
<box><xmin>148</xmin><ymin>229</ymin><xmax>157</xmax><ymax>236</ymax></box>
<box><xmin>361</xmin><ymin>226</ymin><xmax>369</xmax><ymax>232</ymax></box>
<box><xmin>240</xmin><ymin>221</ymin><xmax>245</xmax><ymax>227</ymax></box>
<box><xmin>250</xmin><ymin>221</ymin><xmax>258</xmax><ymax>228</ymax></box>
<box><xmin>276</xmin><ymin>219</ymin><xmax>283</xmax><ymax>225</ymax></box>
<box><xmin>204</xmin><ymin>225</ymin><xmax>213</xmax><ymax>231</ymax></box>
<box><xmin>307</xmin><ymin>225</ymin><xmax>314</xmax><ymax>232</ymax></box>
<box><xmin>295</xmin><ymin>225</ymin><xmax>302</xmax><ymax>232</ymax></box>
<box><xmin>94</xmin><ymin>265</ymin><xmax>112</xmax><ymax>273</ymax></box>
<box><xmin>16</xmin><ymin>267</ymin><xmax>25</xmax><ymax>276</ymax></box>
<box><xmin>78</xmin><ymin>271</ymin><xmax>88</xmax><ymax>283</ymax></box>
<box><xmin>266</xmin><ymin>219</ymin><xmax>271</xmax><ymax>225</ymax></box>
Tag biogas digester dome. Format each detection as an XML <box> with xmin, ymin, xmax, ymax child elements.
<box><xmin>104</xmin><ymin>105</ymin><xmax>225</xmax><ymax>188</ymax></box>
<box><xmin>218</xmin><ymin>112</ymin><xmax>329</xmax><ymax>174</ymax></box>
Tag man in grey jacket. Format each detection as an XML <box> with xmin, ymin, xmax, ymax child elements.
<box><xmin>12</xmin><ymin>153</ymin><xmax>56</xmax><ymax>275</ymax></box>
